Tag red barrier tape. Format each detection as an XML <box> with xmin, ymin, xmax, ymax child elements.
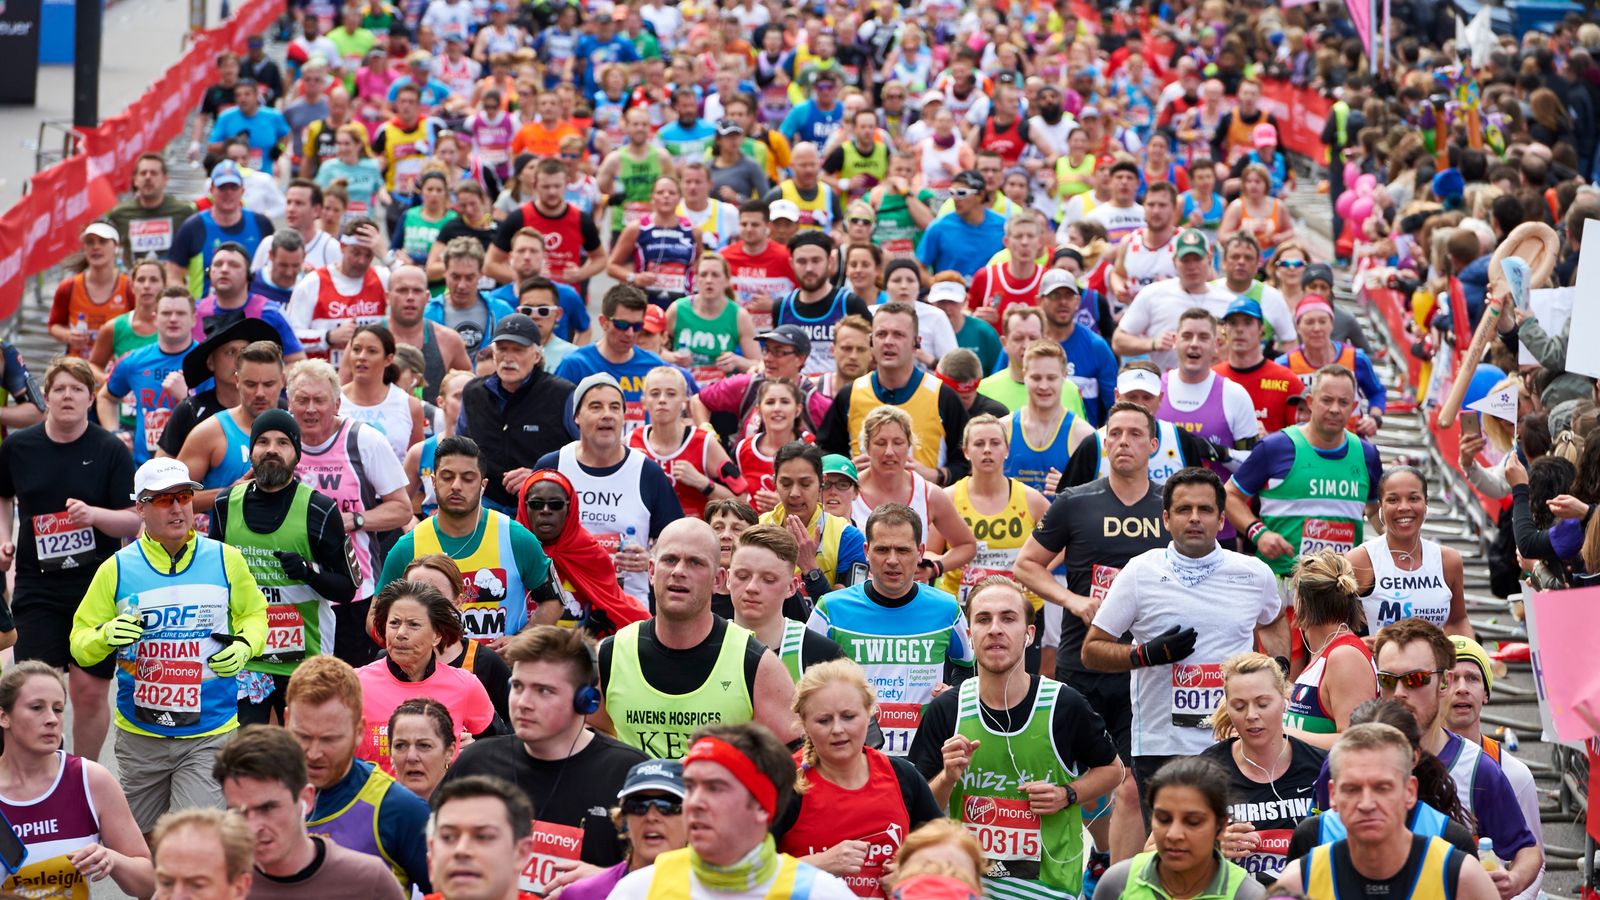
<box><xmin>0</xmin><ymin>0</ymin><xmax>279</xmax><ymax>322</ymax></box>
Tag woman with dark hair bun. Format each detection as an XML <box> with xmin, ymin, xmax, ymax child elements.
<box><xmin>340</xmin><ymin>322</ymin><xmax>427</xmax><ymax>462</ymax></box>
<box><xmin>1345</xmin><ymin>466</ymin><xmax>1469</xmax><ymax>638</ymax></box>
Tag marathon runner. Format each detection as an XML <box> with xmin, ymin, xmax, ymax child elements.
<box><xmin>728</xmin><ymin>525</ymin><xmax>845</xmax><ymax>682</ymax></box>
<box><xmin>178</xmin><ymin>337</ymin><xmax>286</xmax><ymax>511</ymax></box>
<box><xmin>98</xmin><ymin>288</ymin><xmax>198</xmax><ymax>466</ymax></box>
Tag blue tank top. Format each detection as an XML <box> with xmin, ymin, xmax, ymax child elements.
<box><xmin>1005</xmin><ymin>408</ymin><xmax>1077</xmax><ymax>495</ymax></box>
<box><xmin>634</xmin><ymin>217</ymin><xmax>699</xmax><ymax>307</ymax></box>
<box><xmin>418</xmin><ymin>435</ymin><xmax>439</xmax><ymax>516</ymax></box>
<box><xmin>1318</xmin><ymin>802</ymin><xmax>1449</xmax><ymax>844</ymax></box>
<box><xmin>775</xmin><ymin>287</ymin><xmax>850</xmax><ymax>377</ymax></box>
<box><xmin>202</xmin><ymin>412</ymin><xmax>254</xmax><ymax>490</ymax></box>
<box><xmin>196</xmin><ymin>211</ymin><xmax>264</xmax><ymax>294</ymax></box>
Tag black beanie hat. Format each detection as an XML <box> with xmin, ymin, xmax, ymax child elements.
<box><xmin>250</xmin><ymin>408</ymin><xmax>302</xmax><ymax>461</ymax></box>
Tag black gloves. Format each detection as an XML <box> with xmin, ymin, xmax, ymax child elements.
<box><xmin>273</xmin><ymin>550</ymin><xmax>313</xmax><ymax>581</ymax></box>
<box><xmin>1129</xmin><ymin>625</ymin><xmax>1198</xmax><ymax>669</ymax></box>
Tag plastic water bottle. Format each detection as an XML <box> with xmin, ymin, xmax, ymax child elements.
<box><xmin>72</xmin><ymin>313</ymin><xmax>89</xmax><ymax>348</ymax></box>
<box><xmin>616</xmin><ymin>526</ymin><xmax>638</xmax><ymax>586</ymax></box>
<box><xmin>115</xmin><ymin>595</ymin><xmax>140</xmax><ymax>662</ymax></box>
<box><xmin>1479</xmin><ymin>837</ymin><xmax>1501</xmax><ymax>872</ymax></box>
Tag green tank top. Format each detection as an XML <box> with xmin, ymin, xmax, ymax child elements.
<box><xmin>778</xmin><ymin>618</ymin><xmax>807</xmax><ymax>683</ymax></box>
<box><xmin>605</xmin><ymin>620</ymin><xmax>756</xmax><ymax>759</ymax></box>
<box><xmin>669</xmin><ymin>297</ymin><xmax>741</xmax><ymax>366</ymax></box>
<box><xmin>1117</xmin><ymin>850</ymin><xmax>1252</xmax><ymax>900</ymax></box>
<box><xmin>613</xmin><ymin>151</ymin><xmax>664</xmax><ymax>231</ymax></box>
<box><xmin>225</xmin><ymin>482</ymin><xmax>333</xmax><ymax>675</ymax></box>
<box><xmin>400</xmin><ymin>208</ymin><xmax>457</xmax><ymax>264</ymax></box>
<box><xmin>949</xmin><ymin>677</ymin><xmax>1084</xmax><ymax>899</ymax></box>
<box><xmin>872</xmin><ymin>191</ymin><xmax>929</xmax><ymax>258</ymax></box>
<box><xmin>111</xmin><ymin>314</ymin><xmax>159</xmax><ymax>359</ymax></box>
<box><xmin>1257</xmin><ymin>427</ymin><xmax>1370</xmax><ymax>577</ymax></box>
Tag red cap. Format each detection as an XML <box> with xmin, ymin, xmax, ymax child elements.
<box><xmin>643</xmin><ymin>304</ymin><xmax>666</xmax><ymax>334</ymax></box>
<box><xmin>1095</xmin><ymin>154</ymin><xmax>1116</xmax><ymax>168</ymax></box>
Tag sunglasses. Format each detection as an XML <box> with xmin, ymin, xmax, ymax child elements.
<box><xmin>620</xmin><ymin>797</ymin><xmax>683</xmax><ymax>816</ymax></box>
<box><xmin>949</xmin><ymin>188</ymin><xmax>979</xmax><ymax>198</ymax></box>
<box><xmin>848</xmin><ymin>217</ymin><xmax>874</xmax><ymax>226</ymax></box>
<box><xmin>140</xmin><ymin>490</ymin><xmax>195</xmax><ymax>508</ymax></box>
<box><xmin>1277</xmin><ymin>259</ymin><xmax>1306</xmax><ymax>269</ymax></box>
<box><xmin>1376</xmin><ymin>669</ymin><xmax>1445</xmax><ymax>691</ymax></box>
<box><xmin>519</xmin><ymin>305</ymin><xmax>557</xmax><ymax>317</ymax></box>
<box><xmin>523</xmin><ymin>498</ymin><xmax>569</xmax><ymax>511</ymax></box>
<box><xmin>559</xmin><ymin>153</ymin><xmax>582</xmax><ymax>160</ymax></box>
<box><xmin>609</xmin><ymin>319</ymin><xmax>646</xmax><ymax>332</ymax></box>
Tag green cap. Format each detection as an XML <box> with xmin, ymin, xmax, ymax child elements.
<box><xmin>1174</xmin><ymin>228</ymin><xmax>1209</xmax><ymax>260</ymax></box>
<box><xmin>821</xmin><ymin>454</ymin><xmax>859</xmax><ymax>484</ymax></box>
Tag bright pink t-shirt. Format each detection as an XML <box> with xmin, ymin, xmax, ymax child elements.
<box><xmin>355</xmin><ymin>659</ymin><xmax>496</xmax><ymax>775</ymax></box>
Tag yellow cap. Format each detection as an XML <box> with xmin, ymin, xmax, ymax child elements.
<box><xmin>1449</xmin><ymin>635</ymin><xmax>1498</xmax><ymax>696</ymax></box>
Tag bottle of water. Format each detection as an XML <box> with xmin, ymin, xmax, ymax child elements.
<box><xmin>72</xmin><ymin>313</ymin><xmax>89</xmax><ymax>348</ymax></box>
<box><xmin>615</xmin><ymin>526</ymin><xmax>638</xmax><ymax>586</ymax></box>
<box><xmin>115</xmin><ymin>595</ymin><xmax>140</xmax><ymax>662</ymax></box>
<box><xmin>1479</xmin><ymin>837</ymin><xmax>1501</xmax><ymax>872</ymax></box>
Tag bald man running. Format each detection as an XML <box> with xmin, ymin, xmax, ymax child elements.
<box><xmin>593</xmin><ymin>518</ymin><xmax>802</xmax><ymax>759</ymax></box>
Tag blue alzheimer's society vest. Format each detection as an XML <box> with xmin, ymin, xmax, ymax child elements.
<box><xmin>112</xmin><ymin>538</ymin><xmax>237</xmax><ymax>737</ymax></box>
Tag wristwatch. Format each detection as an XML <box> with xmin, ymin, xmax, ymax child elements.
<box><xmin>1063</xmin><ymin>785</ymin><xmax>1078</xmax><ymax>808</ymax></box>
<box><xmin>700</xmin><ymin>481</ymin><xmax>715</xmax><ymax>496</ymax></box>
<box><xmin>803</xmin><ymin>567</ymin><xmax>824</xmax><ymax>583</ymax></box>
<box><xmin>351</xmin><ymin>512</ymin><xmax>366</xmax><ymax>532</ymax></box>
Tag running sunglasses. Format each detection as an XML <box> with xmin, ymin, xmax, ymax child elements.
<box><xmin>1376</xmin><ymin>669</ymin><xmax>1446</xmax><ymax>691</ymax></box>
<box><xmin>621</xmin><ymin>797</ymin><xmax>683</xmax><ymax>816</ymax></box>
<box><xmin>140</xmin><ymin>490</ymin><xmax>195</xmax><ymax>507</ymax></box>
<box><xmin>518</xmin><ymin>305</ymin><xmax>558</xmax><ymax>317</ymax></box>
<box><xmin>523</xmin><ymin>498</ymin><xmax>569</xmax><ymax>511</ymax></box>
<box><xmin>1277</xmin><ymin>259</ymin><xmax>1307</xmax><ymax>269</ymax></box>
<box><xmin>848</xmin><ymin>217</ymin><xmax>875</xmax><ymax>226</ymax></box>
<box><xmin>949</xmin><ymin>188</ymin><xmax>979</xmax><ymax>198</ymax></box>
<box><xmin>609</xmin><ymin>319</ymin><xmax>646</xmax><ymax>332</ymax></box>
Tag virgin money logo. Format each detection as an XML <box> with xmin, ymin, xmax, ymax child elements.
<box><xmin>964</xmin><ymin>796</ymin><xmax>998</xmax><ymax>825</ymax></box>
<box><xmin>33</xmin><ymin>515</ymin><xmax>67</xmax><ymax>535</ymax></box>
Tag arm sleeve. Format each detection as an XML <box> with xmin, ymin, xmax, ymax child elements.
<box><xmin>1509</xmin><ymin>485</ymin><xmax>1559</xmax><ymax>560</ymax></box>
<box><xmin>69</xmin><ymin>559</ymin><xmax>123</xmax><ymax>667</ymax></box>
<box><xmin>307</xmin><ymin>496</ymin><xmax>360</xmax><ymax>604</ymax></box>
<box><xmin>490</xmin><ymin>209</ymin><xmax>524</xmax><ymax>253</ymax></box>
<box><xmin>1353</xmin><ymin>351</ymin><xmax>1386</xmax><ymax>415</ymax></box>
<box><xmin>1055</xmin><ymin>684</ymin><xmax>1119</xmax><ymax>768</ymax></box>
<box><xmin>376</xmin><ymin>532</ymin><xmax>416</xmax><ymax>595</ymax></box>
<box><xmin>835</xmin><ymin>525</ymin><xmax>866</xmax><ymax>575</ymax></box>
<box><xmin>48</xmin><ymin>280</ymin><xmax>73</xmax><ymax>329</ymax></box>
<box><xmin>261</xmin><ymin>309</ymin><xmax>306</xmax><ymax>355</ymax></box>
<box><xmin>821</xmin><ymin>145</ymin><xmax>846</xmax><ymax>174</ymax></box>
<box><xmin>223</xmin><ymin>547</ymin><xmax>269</xmax><ymax>654</ymax></box>
<box><xmin>376</xmin><ymin>787</ymin><xmax>435</xmax><ymax>894</ymax></box>
<box><xmin>1029</xmin><ymin>491</ymin><xmax>1076</xmax><ymax>554</ymax></box>
<box><xmin>1517</xmin><ymin>317</ymin><xmax>1569</xmax><ymax>373</ymax></box>
<box><xmin>1089</xmin><ymin>560</ymin><xmax>1139</xmax><ymax>637</ymax></box>
<box><xmin>816</xmin><ymin>383</ymin><xmax>854</xmax><ymax>455</ymax></box>
<box><xmin>1475</xmin><ymin>765</ymin><xmax>1539</xmax><ymax>854</ymax></box>
<box><xmin>937</xmin><ymin>386</ymin><xmax>970</xmax><ymax>480</ymax></box>
<box><xmin>356</xmin><ymin>426</ymin><xmax>410</xmax><ymax>495</ymax></box>
<box><xmin>889</xmin><ymin>755</ymin><xmax>945</xmax><ymax>826</ymax></box>
<box><xmin>1062</xmin><ymin>435</ymin><xmax>1099</xmax><ymax>489</ymax></box>
<box><xmin>696</xmin><ymin>374</ymin><xmax>747</xmax><ymax>414</ymax></box>
<box><xmin>167</xmin><ymin>216</ymin><xmax>204</xmax><ymax>268</ymax></box>
<box><xmin>1228</xmin><ymin>432</ymin><xmax>1286</xmax><ymax>497</ymax></box>
<box><xmin>640</xmin><ymin>459</ymin><xmax>685</xmax><ymax>540</ymax></box>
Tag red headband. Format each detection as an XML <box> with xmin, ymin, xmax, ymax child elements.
<box><xmin>935</xmin><ymin>372</ymin><xmax>980</xmax><ymax>394</ymax></box>
<box><xmin>684</xmin><ymin>736</ymin><xmax>777</xmax><ymax>818</ymax></box>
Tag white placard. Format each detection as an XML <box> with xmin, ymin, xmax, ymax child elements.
<box><xmin>1563</xmin><ymin>219</ymin><xmax>1600</xmax><ymax>379</ymax></box>
<box><xmin>1519</xmin><ymin>288</ymin><xmax>1573</xmax><ymax>366</ymax></box>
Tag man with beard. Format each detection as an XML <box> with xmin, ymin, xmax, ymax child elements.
<box><xmin>179</xmin><ymin>337</ymin><xmax>287</xmax><ymax>512</ymax></box>
<box><xmin>212</xmin><ymin>409</ymin><xmax>357</xmax><ymax>725</ymax></box>
<box><xmin>1028</xmin><ymin>85</ymin><xmax>1075</xmax><ymax>161</ymax></box>
<box><xmin>351</xmin><ymin>265</ymin><xmax>470</xmax><ymax>402</ymax></box>
<box><xmin>773</xmin><ymin>233</ymin><xmax>870</xmax><ymax>378</ymax></box>
<box><xmin>378</xmin><ymin>435</ymin><xmax>558</xmax><ymax>645</ymax></box>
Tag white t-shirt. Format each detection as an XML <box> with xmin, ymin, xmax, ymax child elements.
<box><xmin>1092</xmin><ymin>544</ymin><xmax>1280</xmax><ymax>757</ymax></box>
<box><xmin>1028</xmin><ymin>115</ymin><xmax>1076</xmax><ymax>156</ymax></box>
<box><xmin>1084</xmin><ymin>201</ymin><xmax>1146</xmax><ymax>242</ymax></box>
<box><xmin>1117</xmin><ymin>279</ymin><xmax>1239</xmax><ymax>371</ymax></box>
<box><xmin>1164</xmin><ymin>371</ymin><xmax>1260</xmax><ymax>442</ymax></box>
<box><xmin>730</xmin><ymin>2</ymin><xmax>770</xmax><ymax>28</ymax></box>
<box><xmin>610</xmin><ymin>859</ymin><xmax>857</xmax><ymax>900</ymax></box>
<box><xmin>419</xmin><ymin>0</ymin><xmax>474</xmax><ymax>41</ymax></box>
<box><xmin>252</xmin><ymin>228</ymin><xmax>342</xmax><ymax>275</ymax></box>
<box><xmin>1055</xmin><ymin>192</ymin><xmax>1106</xmax><ymax>230</ymax></box>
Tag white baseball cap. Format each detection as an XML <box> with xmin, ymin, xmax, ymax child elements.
<box><xmin>132</xmin><ymin>458</ymin><xmax>201</xmax><ymax>500</ymax></box>
<box><xmin>1116</xmin><ymin>368</ymin><xmax>1162</xmax><ymax>398</ymax></box>
<box><xmin>768</xmin><ymin>199</ymin><xmax>801</xmax><ymax>222</ymax></box>
<box><xmin>82</xmin><ymin>222</ymin><xmax>120</xmax><ymax>243</ymax></box>
<box><xmin>928</xmin><ymin>281</ymin><xmax>966</xmax><ymax>304</ymax></box>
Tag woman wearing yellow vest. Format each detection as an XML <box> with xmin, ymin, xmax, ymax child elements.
<box><xmin>757</xmin><ymin>442</ymin><xmax>867</xmax><ymax>596</ymax></box>
<box><xmin>608</xmin><ymin>724</ymin><xmax>858</xmax><ymax>900</ymax></box>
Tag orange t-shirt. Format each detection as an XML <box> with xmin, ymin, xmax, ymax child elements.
<box><xmin>50</xmin><ymin>272</ymin><xmax>132</xmax><ymax>356</ymax></box>
<box><xmin>510</xmin><ymin>120</ymin><xmax>580</xmax><ymax>158</ymax></box>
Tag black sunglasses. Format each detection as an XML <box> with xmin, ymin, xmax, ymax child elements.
<box><xmin>609</xmin><ymin>319</ymin><xmax>645</xmax><ymax>332</ymax></box>
<box><xmin>620</xmin><ymin>797</ymin><xmax>683</xmax><ymax>816</ymax></box>
<box><xmin>523</xmin><ymin>498</ymin><xmax>569</xmax><ymax>511</ymax></box>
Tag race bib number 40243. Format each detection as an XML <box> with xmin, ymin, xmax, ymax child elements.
<box><xmin>518</xmin><ymin>820</ymin><xmax>584</xmax><ymax>897</ymax></box>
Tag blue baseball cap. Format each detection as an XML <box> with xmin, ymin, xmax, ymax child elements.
<box><xmin>1223</xmin><ymin>297</ymin><xmax>1263</xmax><ymax>321</ymax></box>
<box><xmin>210</xmin><ymin>160</ymin><xmax>244</xmax><ymax>187</ymax></box>
<box><xmin>1432</xmin><ymin>168</ymin><xmax>1465</xmax><ymax>200</ymax></box>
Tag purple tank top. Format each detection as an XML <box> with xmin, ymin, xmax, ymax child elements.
<box><xmin>1158</xmin><ymin>371</ymin><xmax>1236</xmax><ymax>538</ymax></box>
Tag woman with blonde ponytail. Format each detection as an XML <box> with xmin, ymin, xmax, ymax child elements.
<box><xmin>1282</xmin><ymin>550</ymin><xmax>1379</xmax><ymax>748</ymax></box>
<box><xmin>774</xmin><ymin>658</ymin><xmax>942</xmax><ymax>898</ymax></box>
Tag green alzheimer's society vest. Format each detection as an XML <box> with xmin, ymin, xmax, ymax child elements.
<box><xmin>1257</xmin><ymin>427</ymin><xmax>1369</xmax><ymax>577</ymax></box>
<box><xmin>605</xmin><ymin>620</ymin><xmax>755</xmax><ymax>759</ymax></box>
<box><xmin>949</xmin><ymin>677</ymin><xmax>1085</xmax><ymax>900</ymax></box>
<box><xmin>225</xmin><ymin>482</ymin><xmax>334</xmax><ymax>676</ymax></box>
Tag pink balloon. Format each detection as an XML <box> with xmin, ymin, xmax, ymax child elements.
<box><xmin>1350</xmin><ymin>196</ymin><xmax>1375</xmax><ymax>224</ymax></box>
<box><xmin>1356</xmin><ymin>173</ymin><xmax>1378</xmax><ymax>193</ymax></box>
<box><xmin>1335</xmin><ymin>190</ymin><xmax>1357</xmax><ymax>219</ymax></box>
<box><xmin>1344</xmin><ymin>161</ymin><xmax>1361</xmax><ymax>185</ymax></box>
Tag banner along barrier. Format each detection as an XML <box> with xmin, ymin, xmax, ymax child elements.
<box><xmin>0</xmin><ymin>0</ymin><xmax>279</xmax><ymax>323</ymax></box>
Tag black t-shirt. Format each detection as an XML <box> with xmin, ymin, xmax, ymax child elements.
<box><xmin>490</xmin><ymin>204</ymin><xmax>602</xmax><ymax>254</ymax></box>
<box><xmin>1030</xmin><ymin>478</ymin><xmax>1169</xmax><ymax>677</ymax></box>
<box><xmin>0</xmin><ymin>423</ymin><xmax>133</xmax><ymax>589</ymax></box>
<box><xmin>770</xmin><ymin>752</ymin><xmax>943</xmax><ymax>840</ymax></box>
<box><xmin>454</xmin><ymin>640</ymin><xmax>513</xmax><ymax>724</ymax></box>
<box><xmin>201</xmin><ymin>81</ymin><xmax>238</xmax><ymax>121</ymax></box>
<box><xmin>158</xmin><ymin>389</ymin><xmax>224</xmax><ymax>457</ymax></box>
<box><xmin>908</xmin><ymin>674</ymin><xmax>1119</xmax><ymax>784</ymax></box>
<box><xmin>434</xmin><ymin>218</ymin><xmax>496</xmax><ymax>256</ymax></box>
<box><xmin>442</xmin><ymin>732</ymin><xmax>646</xmax><ymax>868</ymax></box>
<box><xmin>1286</xmin><ymin>810</ymin><xmax>1478</xmax><ymax>865</ymax></box>
<box><xmin>599</xmin><ymin>616</ymin><xmax>766</xmax><ymax>697</ymax></box>
<box><xmin>1200</xmin><ymin>737</ymin><xmax>1327</xmax><ymax>884</ymax></box>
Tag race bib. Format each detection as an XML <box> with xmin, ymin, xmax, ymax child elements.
<box><xmin>394</xmin><ymin>156</ymin><xmax>425</xmax><ymax>193</ymax></box>
<box><xmin>1170</xmin><ymin>662</ymin><xmax>1223</xmax><ymax>728</ymax></box>
<box><xmin>1300</xmin><ymin>519</ymin><xmax>1356</xmax><ymax>556</ymax></box>
<box><xmin>128</xmin><ymin>218</ymin><xmax>173</xmax><ymax>254</ymax></box>
<box><xmin>261</xmin><ymin>602</ymin><xmax>306</xmax><ymax>663</ymax></box>
<box><xmin>133</xmin><ymin>656</ymin><xmax>203</xmax><ymax>726</ymax></box>
<box><xmin>877</xmin><ymin>702</ymin><xmax>922</xmax><ymax>757</ymax></box>
<box><xmin>481</xmin><ymin>146</ymin><xmax>509</xmax><ymax>166</ymax></box>
<box><xmin>958</xmin><ymin>565</ymin><xmax>1010</xmax><ymax>604</ymax></box>
<box><xmin>1237</xmin><ymin>829</ymin><xmax>1294</xmax><ymax>878</ymax></box>
<box><xmin>144</xmin><ymin>408</ymin><xmax>172</xmax><ymax>454</ymax></box>
<box><xmin>650</xmin><ymin>262</ymin><xmax>689</xmax><ymax>295</ymax></box>
<box><xmin>624</xmin><ymin>202</ymin><xmax>651</xmax><ymax>227</ymax></box>
<box><xmin>518</xmin><ymin>820</ymin><xmax>584</xmax><ymax>896</ymax></box>
<box><xmin>1089</xmin><ymin>564</ymin><xmax>1122</xmax><ymax>601</ymax></box>
<box><xmin>623</xmin><ymin>400</ymin><xmax>646</xmax><ymax>433</ymax></box>
<box><xmin>961</xmin><ymin>795</ymin><xmax>1041</xmax><ymax>861</ymax></box>
<box><xmin>880</xmin><ymin>238</ymin><xmax>915</xmax><ymax>259</ymax></box>
<box><xmin>246</xmin><ymin>148</ymin><xmax>263</xmax><ymax>170</ymax></box>
<box><xmin>31</xmin><ymin>511</ymin><xmax>95</xmax><ymax>573</ymax></box>
<box><xmin>691</xmin><ymin>365</ymin><xmax>724</xmax><ymax>385</ymax></box>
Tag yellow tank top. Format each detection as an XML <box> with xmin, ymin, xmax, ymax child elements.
<box><xmin>1055</xmin><ymin>153</ymin><xmax>1096</xmax><ymax>198</ymax></box>
<box><xmin>846</xmin><ymin>373</ymin><xmax>945</xmax><ymax>471</ymax></box>
<box><xmin>1307</xmin><ymin>837</ymin><xmax>1454</xmax><ymax>900</ymax></box>
<box><xmin>779</xmin><ymin>179</ymin><xmax>836</xmax><ymax>233</ymax></box>
<box><xmin>604</xmin><ymin>620</ymin><xmax>755</xmax><ymax>759</ymax></box>
<box><xmin>941</xmin><ymin>478</ymin><xmax>1040</xmax><ymax>609</ymax></box>
<box><xmin>646</xmin><ymin>848</ymin><xmax>808</xmax><ymax>899</ymax></box>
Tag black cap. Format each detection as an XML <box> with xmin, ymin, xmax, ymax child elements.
<box><xmin>1109</xmin><ymin>159</ymin><xmax>1140</xmax><ymax>178</ymax></box>
<box><xmin>250</xmin><ymin>408</ymin><xmax>302</xmax><ymax>460</ymax></box>
<box><xmin>952</xmin><ymin>169</ymin><xmax>986</xmax><ymax>191</ymax></box>
<box><xmin>1303</xmin><ymin>262</ymin><xmax>1334</xmax><ymax>287</ymax></box>
<box><xmin>183</xmin><ymin>317</ymin><xmax>282</xmax><ymax>388</ymax></box>
<box><xmin>756</xmin><ymin>324</ymin><xmax>812</xmax><ymax>357</ymax></box>
<box><xmin>491</xmin><ymin>313</ymin><xmax>542</xmax><ymax>347</ymax></box>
